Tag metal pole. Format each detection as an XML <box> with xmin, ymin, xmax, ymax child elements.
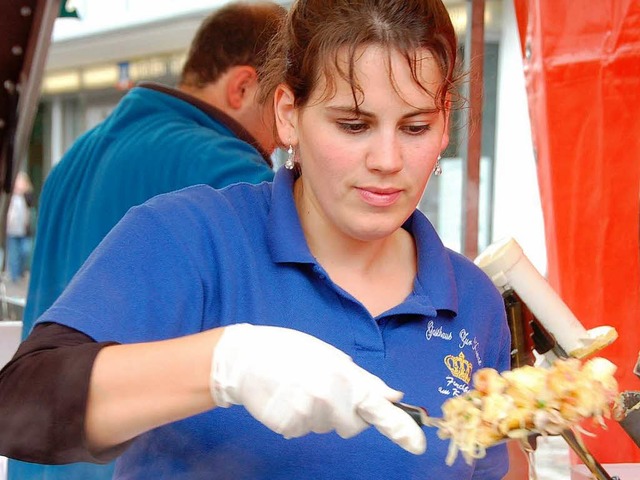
<box><xmin>462</xmin><ymin>0</ymin><xmax>485</xmax><ymax>259</ymax></box>
<box><xmin>0</xmin><ymin>0</ymin><xmax>61</xmax><ymax>286</ymax></box>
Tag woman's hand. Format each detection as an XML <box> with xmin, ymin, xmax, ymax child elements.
<box><xmin>211</xmin><ymin>323</ymin><xmax>426</xmax><ymax>454</ymax></box>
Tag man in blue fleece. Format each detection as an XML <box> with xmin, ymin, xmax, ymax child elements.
<box><xmin>10</xmin><ymin>2</ymin><xmax>285</xmax><ymax>479</ymax></box>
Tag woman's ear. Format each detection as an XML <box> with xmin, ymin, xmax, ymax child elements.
<box><xmin>440</xmin><ymin>102</ymin><xmax>451</xmax><ymax>152</ymax></box>
<box><xmin>440</xmin><ymin>125</ymin><xmax>450</xmax><ymax>153</ymax></box>
<box><xmin>273</xmin><ymin>84</ymin><xmax>298</xmax><ymax>146</ymax></box>
<box><xmin>226</xmin><ymin>66</ymin><xmax>258</xmax><ymax>110</ymax></box>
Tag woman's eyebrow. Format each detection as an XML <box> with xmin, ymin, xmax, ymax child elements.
<box><xmin>326</xmin><ymin>105</ymin><xmax>362</xmax><ymax>116</ymax></box>
<box><xmin>326</xmin><ymin>105</ymin><xmax>439</xmax><ymax>118</ymax></box>
<box><xmin>401</xmin><ymin>108</ymin><xmax>440</xmax><ymax>118</ymax></box>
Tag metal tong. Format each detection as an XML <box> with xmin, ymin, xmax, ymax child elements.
<box><xmin>393</xmin><ymin>402</ymin><xmax>441</xmax><ymax>428</ymax></box>
<box><xmin>394</xmin><ymin>401</ymin><xmax>518</xmax><ymax>448</ymax></box>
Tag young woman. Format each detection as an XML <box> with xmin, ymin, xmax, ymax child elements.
<box><xmin>0</xmin><ymin>1</ymin><xmax>511</xmax><ymax>478</ymax></box>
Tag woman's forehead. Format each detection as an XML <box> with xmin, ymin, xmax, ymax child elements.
<box><xmin>310</xmin><ymin>45</ymin><xmax>443</xmax><ymax>106</ymax></box>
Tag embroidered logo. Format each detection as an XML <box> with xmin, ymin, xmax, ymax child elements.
<box><xmin>459</xmin><ymin>329</ymin><xmax>483</xmax><ymax>367</ymax></box>
<box><xmin>444</xmin><ymin>352</ymin><xmax>472</xmax><ymax>384</ymax></box>
<box><xmin>425</xmin><ymin>320</ymin><xmax>453</xmax><ymax>341</ymax></box>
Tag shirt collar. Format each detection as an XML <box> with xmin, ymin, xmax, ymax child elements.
<box><xmin>398</xmin><ymin>214</ymin><xmax>459</xmax><ymax>317</ymax></box>
<box><xmin>266</xmin><ymin>167</ymin><xmax>459</xmax><ymax>316</ymax></box>
<box><xmin>138</xmin><ymin>82</ymin><xmax>273</xmax><ymax>168</ymax></box>
<box><xmin>267</xmin><ymin>167</ymin><xmax>316</xmax><ymax>264</ymax></box>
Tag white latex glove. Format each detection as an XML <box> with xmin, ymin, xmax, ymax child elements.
<box><xmin>210</xmin><ymin>323</ymin><xmax>426</xmax><ymax>454</ymax></box>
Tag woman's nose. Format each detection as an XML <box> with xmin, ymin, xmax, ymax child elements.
<box><xmin>365</xmin><ymin>132</ymin><xmax>403</xmax><ymax>173</ymax></box>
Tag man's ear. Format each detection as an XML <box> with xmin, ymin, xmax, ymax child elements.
<box><xmin>226</xmin><ymin>66</ymin><xmax>258</xmax><ymax>110</ymax></box>
<box><xmin>274</xmin><ymin>84</ymin><xmax>297</xmax><ymax>146</ymax></box>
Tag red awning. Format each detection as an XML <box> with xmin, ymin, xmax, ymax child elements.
<box><xmin>516</xmin><ymin>0</ymin><xmax>640</xmax><ymax>464</ymax></box>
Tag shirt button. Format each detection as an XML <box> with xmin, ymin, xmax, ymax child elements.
<box><xmin>312</xmin><ymin>266</ymin><xmax>325</xmax><ymax>279</ymax></box>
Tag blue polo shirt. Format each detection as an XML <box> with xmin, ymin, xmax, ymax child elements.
<box><xmin>39</xmin><ymin>167</ymin><xmax>511</xmax><ymax>479</ymax></box>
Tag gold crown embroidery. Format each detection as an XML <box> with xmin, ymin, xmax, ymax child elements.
<box><xmin>444</xmin><ymin>352</ymin><xmax>472</xmax><ymax>384</ymax></box>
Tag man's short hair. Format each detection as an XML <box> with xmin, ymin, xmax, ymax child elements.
<box><xmin>180</xmin><ymin>1</ymin><xmax>286</xmax><ymax>88</ymax></box>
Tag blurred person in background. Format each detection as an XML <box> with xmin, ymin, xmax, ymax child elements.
<box><xmin>0</xmin><ymin>0</ymin><xmax>512</xmax><ymax>478</ymax></box>
<box><xmin>5</xmin><ymin>171</ymin><xmax>34</xmax><ymax>284</ymax></box>
<box><xmin>8</xmin><ymin>2</ymin><xmax>286</xmax><ymax>480</ymax></box>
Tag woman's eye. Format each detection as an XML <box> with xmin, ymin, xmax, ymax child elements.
<box><xmin>403</xmin><ymin>124</ymin><xmax>431</xmax><ymax>135</ymax></box>
<box><xmin>337</xmin><ymin>122</ymin><xmax>368</xmax><ymax>134</ymax></box>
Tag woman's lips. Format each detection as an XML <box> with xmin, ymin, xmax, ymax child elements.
<box><xmin>357</xmin><ymin>187</ymin><xmax>402</xmax><ymax>207</ymax></box>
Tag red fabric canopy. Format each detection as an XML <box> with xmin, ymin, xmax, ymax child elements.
<box><xmin>516</xmin><ymin>0</ymin><xmax>640</xmax><ymax>464</ymax></box>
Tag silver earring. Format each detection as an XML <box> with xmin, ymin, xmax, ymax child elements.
<box><xmin>434</xmin><ymin>155</ymin><xmax>443</xmax><ymax>176</ymax></box>
<box><xmin>285</xmin><ymin>144</ymin><xmax>295</xmax><ymax>170</ymax></box>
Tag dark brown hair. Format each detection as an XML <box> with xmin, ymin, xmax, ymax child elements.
<box><xmin>259</xmin><ymin>0</ymin><xmax>460</xmax><ymax>113</ymax></box>
<box><xmin>180</xmin><ymin>1</ymin><xmax>286</xmax><ymax>88</ymax></box>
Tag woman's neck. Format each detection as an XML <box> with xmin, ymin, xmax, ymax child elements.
<box><xmin>294</xmin><ymin>179</ymin><xmax>417</xmax><ymax>316</ymax></box>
